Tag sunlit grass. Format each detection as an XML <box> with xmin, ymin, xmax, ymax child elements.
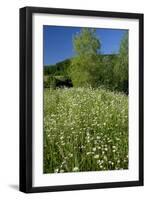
<box><xmin>43</xmin><ymin>87</ymin><xmax>128</xmax><ymax>173</ymax></box>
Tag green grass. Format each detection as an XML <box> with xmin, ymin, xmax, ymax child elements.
<box><xmin>43</xmin><ymin>87</ymin><xmax>128</xmax><ymax>173</ymax></box>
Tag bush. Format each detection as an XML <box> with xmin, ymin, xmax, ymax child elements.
<box><xmin>44</xmin><ymin>76</ymin><xmax>73</xmax><ymax>89</ymax></box>
<box><xmin>44</xmin><ymin>76</ymin><xmax>56</xmax><ymax>89</ymax></box>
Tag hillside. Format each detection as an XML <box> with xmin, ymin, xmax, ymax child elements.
<box><xmin>44</xmin><ymin>58</ymin><xmax>71</xmax><ymax>76</ymax></box>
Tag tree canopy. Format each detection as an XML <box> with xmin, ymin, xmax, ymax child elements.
<box><xmin>114</xmin><ymin>32</ymin><xmax>128</xmax><ymax>93</ymax></box>
<box><xmin>69</xmin><ymin>28</ymin><xmax>101</xmax><ymax>87</ymax></box>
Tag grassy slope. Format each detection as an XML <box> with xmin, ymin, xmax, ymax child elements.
<box><xmin>43</xmin><ymin>88</ymin><xmax>128</xmax><ymax>173</ymax></box>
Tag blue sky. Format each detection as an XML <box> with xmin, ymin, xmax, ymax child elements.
<box><xmin>43</xmin><ymin>26</ymin><xmax>127</xmax><ymax>65</ymax></box>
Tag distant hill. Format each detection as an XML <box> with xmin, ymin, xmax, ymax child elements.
<box><xmin>44</xmin><ymin>59</ymin><xmax>71</xmax><ymax>76</ymax></box>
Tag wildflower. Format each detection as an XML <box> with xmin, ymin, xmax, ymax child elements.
<box><xmin>60</xmin><ymin>136</ymin><xmax>64</xmax><ymax>140</ymax></box>
<box><xmin>94</xmin><ymin>155</ymin><xmax>99</xmax><ymax>159</ymax></box>
<box><xmin>104</xmin><ymin>156</ymin><xmax>107</xmax><ymax>161</ymax></box>
<box><xmin>92</xmin><ymin>147</ymin><xmax>96</xmax><ymax>152</ymax></box>
<box><xmin>72</xmin><ymin>167</ymin><xmax>79</xmax><ymax>172</ymax></box>
<box><xmin>69</xmin><ymin>153</ymin><xmax>73</xmax><ymax>158</ymax></box>
<box><xmin>54</xmin><ymin>169</ymin><xmax>59</xmax><ymax>173</ymax></box>
<box><xmin>97</xmin><ymin>136</ymin><xmax>101</xmax><ymax>140</ymax></box>
<box><xmin>86</xmin><ymin>152</ymin><xmax>92</xmax><ymax>155</ymax></box>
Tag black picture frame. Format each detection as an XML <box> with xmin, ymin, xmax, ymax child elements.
<box><xmin>19</xmin><ymin>6</ymin><xmax>144</xmax><ymax>193</ymax></box>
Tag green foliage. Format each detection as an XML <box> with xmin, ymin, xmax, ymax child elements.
<box><xmin>69</xmin><ymin>28</ymin><xmax>101</xmax><ymax>88</ymax></box>
<box><xmin>43</xmin><ymin>88</ymin><xmax>128</xmax><ymax>173</ymax></box>
<box><xmin>114</xmin><ymin>32</ymin><xmax>128</xmax><ymax>93</ymax></box>
<box><xmin>44</xmin><ymin>76</ymin><xmax>56</xmax><ymax>89</ymax></box>
<box><xmin>69</xmin><ymin>55</ymin><xmax>102</xmax><ymax>88</ymax></box>
<box><xmin>44</xmin><ymin>59</ymin><xmax>71</xmax><ymax>76</ymax></box>
<box><xmin>73</xmin><ymin>28</ymin><xmax>101</xmax><ymax>56</ymax></box>
<box><xmin>101</xmin><ymin>54</ymin><xmax>118</xmax><ymax>89</ymax></box>
<box><xmin>44</xmin><ymin>75</ymin><xmax>73</xmax><ymax>88</ymax></box>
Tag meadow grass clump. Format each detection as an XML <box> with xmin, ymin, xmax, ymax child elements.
<box><xmin>43</xmin><ymin>87</ymin><xmax>128</xmax><ymax>173</ymax></box>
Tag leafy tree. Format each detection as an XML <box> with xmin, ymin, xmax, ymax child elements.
<box><xmin>69</xmin><ymin>28</ymin><xmax>101</xmax><ymax>87</ymax></box>
<box><xmin>101</xmin><ymin>54</ymin><xmax>118</xmax><ymax>89</ymax></box>
<box><xmin>114</xmin><ymin>32</ymin><xmax>128</xmax><ymax>93</ymax></box>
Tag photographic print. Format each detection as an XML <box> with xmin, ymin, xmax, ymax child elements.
<box><xmin>43</xmin><ymin>26</ymin><xmax>129</xmax><ymax>174</ymax></box>
<box><xmin>19</xmin><ymin>7</ymin><xmax>143</xmax><ymax>193</ymax></box>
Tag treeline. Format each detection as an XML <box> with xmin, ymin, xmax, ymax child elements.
<box><xmin>44</xmin><ymin>28</ymin><xmax>128</xmax><ymax>94</ymax></box>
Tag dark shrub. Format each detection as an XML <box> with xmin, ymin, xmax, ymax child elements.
<box><xmin>44</xmin><ymin>75</ymin><xmax>73</xmax><ymax>88</ymax></box>
<box><xmin>44</xmin><ymin>76</ymin><xmax>56</xmax><ymax>89</ymax></box>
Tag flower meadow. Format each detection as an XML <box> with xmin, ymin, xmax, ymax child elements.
<box><xmin>43</xmin><ymin>88</ymin><xmax>128</xmax><ymax>173</ymax></box>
